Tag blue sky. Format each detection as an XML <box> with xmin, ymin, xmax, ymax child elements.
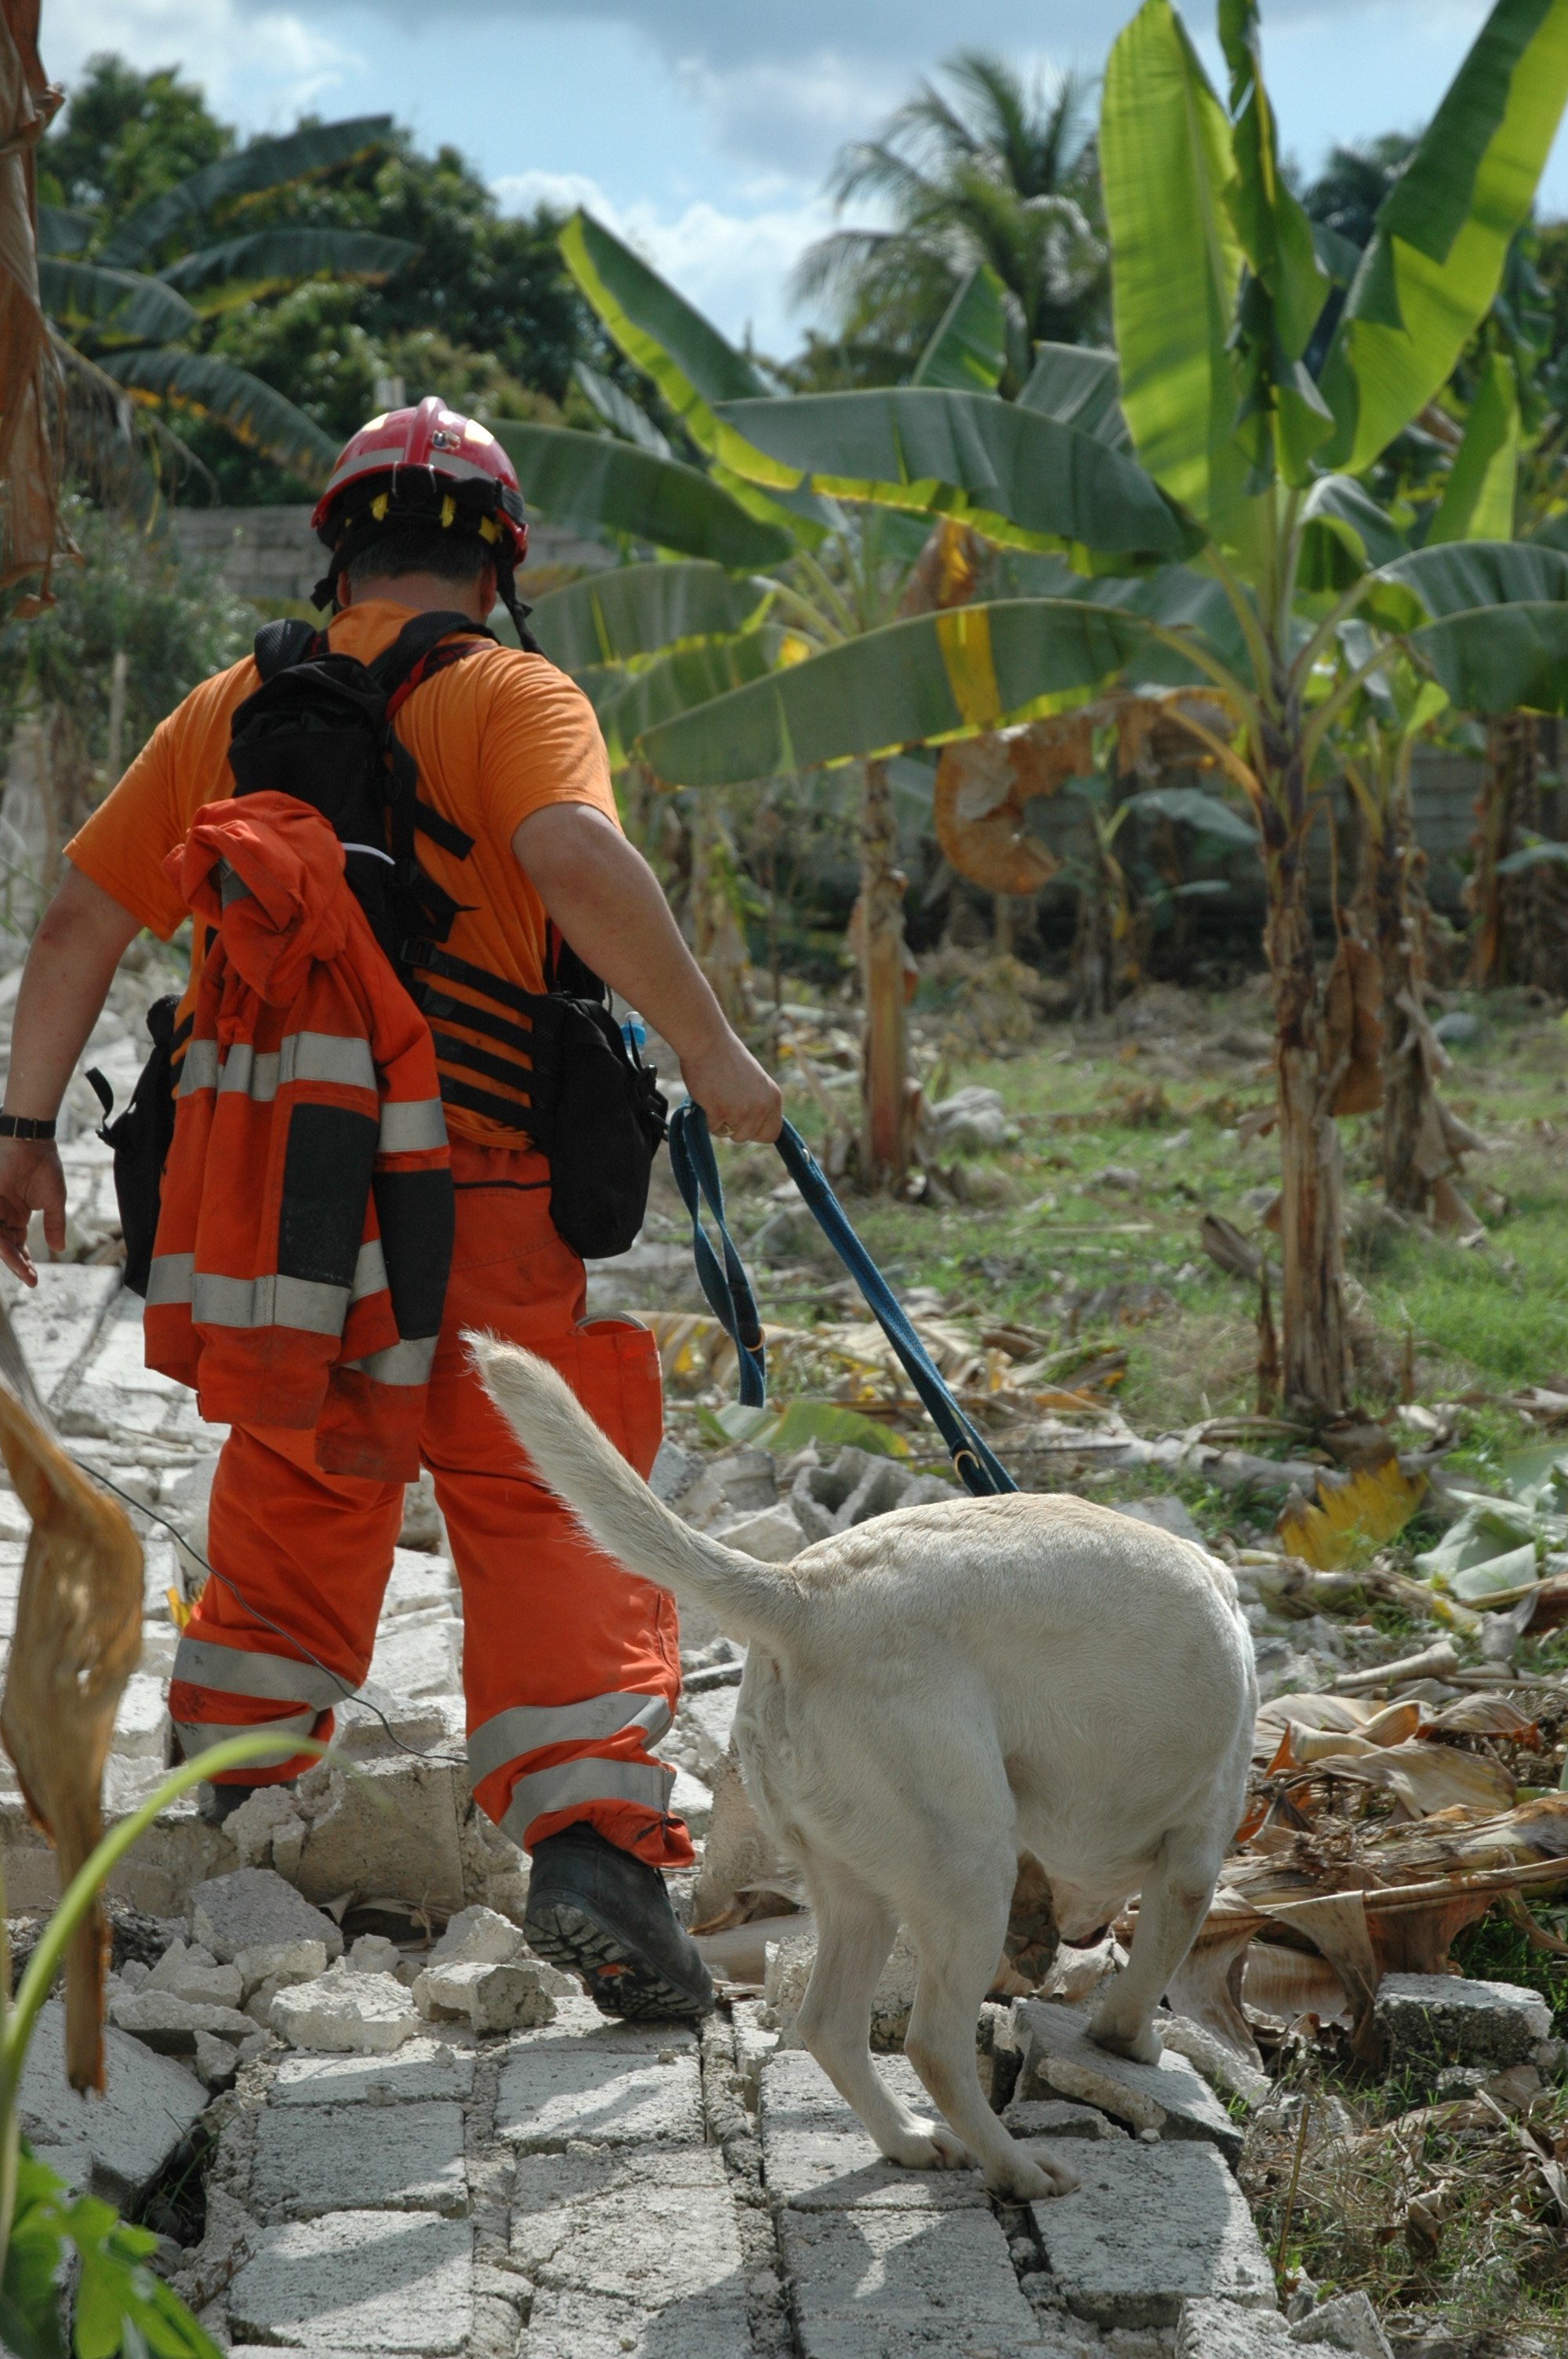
<box><xmin>45</xmin><ymin>0</ymin><xmax>1568</xmax><ymax>352</ymax></box>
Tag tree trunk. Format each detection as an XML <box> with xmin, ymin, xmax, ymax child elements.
<box><xmin>859</xmin><ymin>758</ymin><xmax>911</xmax><ymax>1190</ymax></box>
<box><xmin>1265</xmin><ymin>795</ymin><xmax>1350</xmax><ymax>1422</ymax></box>
<box><xmin>1368</xmin><ymin>782</ymin><xmax>1432</xmax><ymax>1213</ymax></box>
<box><xmin>689</xmin><ymin>796</ymin><xmax>751</xmax><ymax>1026</ymax></box>
<box><xmin>1468</xmin><ymin>713</ymin><xmax>1536</xmax><ymax>987</ymax></box>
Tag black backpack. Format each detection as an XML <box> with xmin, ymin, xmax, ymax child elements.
<box><xmin>98</xmin><ymin>612</ymin><xmax>666</xmax><ymax>1285</ymax></box>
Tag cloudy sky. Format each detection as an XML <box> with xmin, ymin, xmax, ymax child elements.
<box><xmin>43</xmin><ymin>0</ymin><xmax>1564</xmax><ymax>351</ymax></box>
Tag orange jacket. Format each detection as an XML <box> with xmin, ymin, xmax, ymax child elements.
<box><xmin>143</xmin><ymin>791</ymin><xmax>453</xmax><ymax>1481</ymax></box>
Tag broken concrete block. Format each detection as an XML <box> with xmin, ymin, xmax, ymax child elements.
<box><xmin>147</xmin><ymin>1939</ymin><xmax>244</xmax><ymax>2008</ymax></box>
<box><xmin>495</xmin><ymin>2023</ymin><xmax>702</xmax><ymax>2151</ymax></box>
<box><xmin>368</xmin><ymin>1613</ymin><xmax>462</xmax><ymax>1699</ymax></box>
<box><xmin>107</xmin><ymin>1989</ymin><xmax>256</xmax><ymax>2055</ymax></box>
<box><xmin>234</xmin><ymin>1935</ymin><xmax>328</xmax><ymax>1998</ymax></box>
<box><xmin>189</xmin><ymin>1866</ymin><xmax>343</xmax><ymax>1965</ymax></box>
<box><xmin>779</xmin><ymin>2202</ymin><xmax>1045</xmax><ymax>2357</ymax></box>
<box><xmin>251</xmin><ymin>2099</ymin><xmax>468</xmax><ymax>2219</ymax></box>
<box><xmin>1002</xmin><ymin>2097</ymin><xmax>1128</xmax><ymax>2143</ymax></box>
<box><xmin>223</xmin><ymin>1785</ymin><xmax>307</xmax><ymax>1870</ymax></box>
<box><xmin>763</xmin><ymin>1919</ymin><xmax>919</xmax><ymax>2052</ymax></box>
<box><xmin>194</xmin><ymin>2030</ymin><xmax>240</xmax><ymax>2092</ymax></box>
<box><xmin>348</xmin><ymin>1934</ymin><xmax>403</xmax><ymax>1976</ymax></box>
<box><xmin>1374</xmin><ymin>1974</ymin><xmax>1552</xmax><ymax>2075</ymax></box>
<box><xmin>509</xmin><ymin>2147</ymin><xmax>747</xmax><ymax>2351</ymax></box>
<box><xmin>1177</xmin><ymin>2299</ymin><xmax>1294</xmax><ymax>2356</ymax></box>
<box><xmin>1158</xmin><ymin>2012</ymin><xmax>1271</xmax><ymax>2108</ymax></box>
<box><xmin>292</xmin><ymin>1755</ymin><xmax>466</xmax><ymax>1916</ymax></box>
<box><xmin>18</xmin><ymin>1998</ymin><xmax>205</xmax><ymax>2205</ymax></box>
<box><xmin>413</xmin><ymin>1957</ymin><xmax>557</xmax><ymax>2033</ymax></box>
<box><xmin>1031</xmin><ymin>2140</ymin><xmax>1276</xmax><ymax>2328</ymax></box>
<box><xmin>1013</xmin><ymin>1999</ymin><xmax>1243</xmax><ymax>2162</ymax></box>
<box><xmin>227</xmin><ymin>2210</ymin><xmax>472</xmax><ymax>2354</ymax></box>
<box><xmin>111</xmin><ymin>1671</ymin><xmax>172</xmax><ymax>1759</ymax></box>
<box><xmin>670</xmin><ymin>1765</ymin><xmax>713</xmax><ymax>1838</ymax></box>
<box><xmin>270</xmin><ymin>1965</ymin><xmax>422</xmax><ymax>2054</ymax></box>
<box><xmin>1290</xmin><ymin>2291</ymin><xmax>1395</xmax><ymax>2357</ymax></box>
<box><xmin>426</xmin><ymin>1903</ymin><xmax>523</xmax><ymax>1968</ymax></box>
<box><xmin>711</xmin><ymin>1502</ymin><xmax>805</xmax><ymax>1562</ymax></box>
<box><xmin>272</xmin><ymin>2041</ymin><xmax>477</xmax><ymax>2107</ymax></box>
<box><xmin>1117</xmin><ymin>1496</ymin><xmax>1204</xmax><ymax>1547</ymax></box>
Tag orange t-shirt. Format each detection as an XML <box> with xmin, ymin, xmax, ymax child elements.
<box><xmin>66</xmin><ymin>599</ymin><xmax>619</xmax><ymax>1148</ymax></box>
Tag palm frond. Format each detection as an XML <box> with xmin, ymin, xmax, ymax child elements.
<box><xmin>100</xmin><ymin>116</ymin><xmax>394</xmax><ymax>269</ymax></box>
<box><xmin>158</xmin><ymin>227</ymin><xmax>417</xmax><ymax>314</ymax></box>
<box><xmin>51</xmin><ymin>331</ymin><xmax>213</xmax><ymax>525</ymax></box>
<box><xmin>96</xmin><ymin>348</ymin><xmax>336</xmax><ymax>484</ymax></box>
<box><xmin>39</xmin><ymin>258</ymin><xmax>197</xmax><ymax>347</ymax></box>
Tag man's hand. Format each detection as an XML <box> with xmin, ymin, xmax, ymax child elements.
<box><xmin>0</xmin><ymin>1141</ymin><xmax>66</xmax><ymax>1285</ymax></box>
<box><xmin>679</xmin><ymin>1031</ymin><xmax>783</xmax><ymax>1144</ymax></box>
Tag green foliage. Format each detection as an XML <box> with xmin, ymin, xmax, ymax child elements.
<box><xmin>0</xmin><ymin>498</ymin><xmax>254</xmax><ymax>776</ymax></box>
<box><xmin>42</xmin><ymin>56</ymin><xmax>229</xmax><ymax>220</ymax></box>
<box><xmin>0</xmin><ymin>2150</ymin><xmax>222</xmax><ymax>2357</ymax></box>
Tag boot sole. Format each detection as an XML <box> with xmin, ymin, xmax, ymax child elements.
<box><xmin>524</xmin><ymin>1897</ymin><xmax>713</xmax><ymax>2023</ymax></box>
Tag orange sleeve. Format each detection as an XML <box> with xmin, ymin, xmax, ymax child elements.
<box><xmin>67</xmin><ymin>660</ymin><xmax>255</xmax><ymax>938</ymax></box>
<box><xmin>472</xmin><ymin>651</ymin><xmax>620</xmax><ymax>842</ymax></box>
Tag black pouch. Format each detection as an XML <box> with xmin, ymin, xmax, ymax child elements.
<box><xmin>539</xmin><ymin>998</ymin><xmax>668</xmax><ymax>1259</ymax></box>
<box><xmin>86</xmin><ymin>995</ymin><xmax>190</xmax><ymax>1296</ymax></box>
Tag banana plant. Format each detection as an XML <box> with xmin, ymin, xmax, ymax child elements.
<box><xmin>626</xmin><ymin>0</ymin><xmax>1568</xmax><ymax>1421</ymax></box>
<box><xmin>42</xmin><ymin>118</ymin><xmax>410</xmax><ymax>490</ymax></box>
<box><xmin>523</xmin><ymin>213</ymin><xmax>1189</xmax><ymax>1187</ymax></box>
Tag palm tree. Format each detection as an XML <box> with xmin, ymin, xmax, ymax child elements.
<box><xmin>792</xmin><ymin>53</ymin><xmax>1106</xmax><ymax>383</ymax></box>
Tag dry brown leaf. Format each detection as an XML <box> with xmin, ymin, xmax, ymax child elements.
<box><xmin>932</xmin><ymin>727</ymin><xmax>1069</xmax><ymax>895</ymax></box>
<box><xmin>0</xmin><ymin>0</ymin><xmax>64</xmax><ymax>598</ymax></box>
<box><xmin>1323</xmin><ymin>931</ymin><xmax>1385</xmax><ymax>1116</ymax></box>
<box><xmin>1240</xmin><ymin>1939</ymin><xmax>1352</xmax><ymax>2027</ymax></box>
<box><xmin>0</xmin><ymin>1380</ymin><xmax>143</xmax><ymax>2091</ymax></box>
<box><xmin>1305</xmin><ymin>1741</ymin><xmax>1515</xmax><ymax>1819</ymax></box>
<box><xmin>1200</xmin><ymin>1211</ymin><xmax>1261</xmax><ymax>1281</ymax></box>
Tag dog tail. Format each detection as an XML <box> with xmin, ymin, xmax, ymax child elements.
<box><xmin>468</xmin><ymin>1333</ymin><xmax>801</xmax><ymax>1646</ymax></box>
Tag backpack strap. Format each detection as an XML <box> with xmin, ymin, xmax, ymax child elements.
<box><xmin>370</xmin><ymin>610</ymin><xmax>498</xmax><ymax>709</ymax></box>
<box><xmin>252</xmin><ymin>618</ymin><xmax>321</xmax><ymax>682</ymax></box>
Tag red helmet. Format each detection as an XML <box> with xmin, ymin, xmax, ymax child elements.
<box><xmin>311</xmin><ymin>395</ymin><xmax>528</xmax><ymax>604</ymax></box>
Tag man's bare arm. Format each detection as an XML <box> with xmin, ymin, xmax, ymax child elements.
<box><xmin>0</xmin><ymin>865</ymin><xmax>142</xmax><ymax>1283</ymax></box>
<box><xmin>512</xmin><ymin>804</ymin><xmax>782</xmax><ymax>1142</ymax></box>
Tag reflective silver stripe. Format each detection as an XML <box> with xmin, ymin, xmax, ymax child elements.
<box><xmin>173</xmin><ymin>1710</ymin><xmax>319</xmax><ymax>1764</ymax></box>
<box><xmin>468</xmin><ymin>1692</ymin><xmax>673</xmax><ymax>1790</ymax></box>
<box><xmin>219</xmin><ymin>863</ymin><xmax>252</xmax><ymax>907</ymax></box>
<box><xmin>343</xmin><ymin>1336</ymin><xmax>438</xmax><ymax>1387</ymax></box>
<box><xmin>191</xmin><ymin>1270</ymin><xmax>347</xmax><ymax>1336</ymax></box>
<box><xmin>214</xmin><ymin>1032</ymin><xmax>376</xmax><ymax>1103</ymax></box>
<box><xmin>351</xmin><ymin>1237</ymin><xmax>388</xmax><ymax>1304</ymax></box>
<box><xmin>178</xmin><ymin>1039</ymin><xmax>220</xmax><ymax>1096</ymax></box>
<box><xmin>217</xmin><ymin>1043</ymin><xmax>278</xmax><ymax>1099</ymax></box>
<box><xmin>499</xmin><ymin>1757</ymin><xmax>675</xmax><ymax>1848</ymax></box>
<box><xmin>282</xmin><ymin>1032</ymin><xmax>376</xmax><ymax>1092</ymax></box>
<box><xmin>173</xmin><ymin>1634</ymin><xmax>350</xmax><ymax>1710</ymax></box>
<box><xmin>146</xmin><ymin>1251</ymin><xmax>194</xmax><ymax>1307</ymax></box>
<box><xmin>378</xmin><ymin>1098</ymin><xmax>447</xmax><ymax>1153</ymax></box>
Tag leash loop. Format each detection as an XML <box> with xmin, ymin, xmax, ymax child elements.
<box><xmin>668</xmin><ymin>1102</ymin><xmax>1015</xmax><ymax>1497</ymax></box>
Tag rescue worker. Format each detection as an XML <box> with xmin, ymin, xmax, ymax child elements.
<box><xmin>0</xmin><ymin>398</ymin><xmax>782</xmax><ymax>2019</ymax></box>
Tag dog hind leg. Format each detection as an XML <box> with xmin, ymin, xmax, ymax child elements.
<box><xmin>1088</xmin><ymin>1823</ymin><xmax>1225</xmax><ymax>2066</ymax></box>
<box><xmin>902</xmin><ymin>1857</ymin><xmax>1077</xmax><ymax>2202</ymax></box>
<box><xmin>795</xmin><ymin>1861</ymin><xmax>969</xmax><ymax>2171</ymax></box>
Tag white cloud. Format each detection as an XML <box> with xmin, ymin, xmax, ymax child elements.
<box><xmin>45</xmin><ymin>0</ymin><xmax>358</xmax><ymax>129</ymax></box>
<box><xmin>492</xmin><ymin>169</ymin><xmax>838</xmax><ymax>351</ymax></box>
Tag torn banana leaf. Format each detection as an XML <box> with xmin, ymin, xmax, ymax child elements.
<box><xmin>0</xmin><ymin>1383</ymin><xmax>143</xmax><ymax>2091</ymax></box>
<box><xmin>1277</xmin><ymin>1458</ymin><xmax>1426</xmax><ymax>1568</ymax></box>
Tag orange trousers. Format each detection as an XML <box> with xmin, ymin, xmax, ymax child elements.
<box><xmin>166</xmin><ymin>1139</ymin><xmax>691</xmax><ymax>1869</ymax></box>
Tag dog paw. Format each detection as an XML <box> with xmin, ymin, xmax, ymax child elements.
<box><xmin>1088</xmin><ymin>2013</ymin><xmax>1163</xmax><ymax>2066</ymax></box>
<box><xmin>887</xmin><ymin>2121</ymin><xmax>971</xmax><ymax>2172</ymax></box>
<box><xmin>992</xmin><ymin>2148</ymin><xmax>1078</xmax><ymax>2202</ymax></box>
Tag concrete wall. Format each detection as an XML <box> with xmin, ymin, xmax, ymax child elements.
<box><xmin>168</xmin><ymin>505</ymin><xmax>612</xmax><ymax>609</ymax></box>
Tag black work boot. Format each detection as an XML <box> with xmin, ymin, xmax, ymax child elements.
<box><xmin>524</xmin><ymin>1822</ymin><xmax>713</xmax><ymax>2021</ymax></box>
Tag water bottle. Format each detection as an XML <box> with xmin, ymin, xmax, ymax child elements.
<box><xmin>622</xmin><ymin>1009</ymin><xmax>647</xmax><ymax>1059</ymax></box>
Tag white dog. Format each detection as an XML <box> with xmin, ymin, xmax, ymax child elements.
<box><xmin>472</xmin><ymin>1336</ymin><xmax>1256</xmax><ymax>2203</ymax></box>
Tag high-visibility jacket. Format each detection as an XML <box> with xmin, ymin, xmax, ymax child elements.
<box><xmin>143</xmin><ymin>791</ymin><xmax>454</xmax><ymax>1481</ymax></box>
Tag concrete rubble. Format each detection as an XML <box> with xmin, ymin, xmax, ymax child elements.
<box><xmin>0</xmin><ymin>967</ymin><xmax>1551</xmax><ymax>2351</ymax></box>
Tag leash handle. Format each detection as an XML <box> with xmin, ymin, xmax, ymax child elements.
<box><xmin>666</xmin><ymin>1100</ymin><xmax>766</xmax><ymax>1408</ymax></box>
<box><xmin>773</xmin><ymin>1121</ymin><xmax>1016</xmax><ymax>1498</ymax></box>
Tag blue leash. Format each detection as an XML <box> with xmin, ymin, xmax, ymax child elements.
<box><xmin>666</xmin><ymin>1101</ymin><xmax>1016</xmax><ymax>1499</ymax></box>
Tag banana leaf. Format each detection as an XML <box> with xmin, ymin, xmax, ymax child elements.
<box><xmin>710</xmin><ymin>387</ymin><xmax>1188</xmax><ymax>558</ymax></box>
<box><xmin>38</xmin><ymin>257</ymin><xmax>197</xmax><ymax>345</ymax></box>
<box><xmin>1101</xmin><ymin>0</ymin><xmax>1257</xmax><ymax>558</ymax></box>
<box><xmin>1017</xmin><ymin>343</ymin><xmax>1131</xmax><ymax>449</ymax></box>
<box><xmin>492</xmin><ymin>421</ymin><xmax>793</xmax><ymax>569</ymax></box>
<box><xmin>158</xmin><ymin>227</ymin><xmax>416</xmax><ymax>313</ymax></box>
<box><xmin>1372</xmin><ymin>537</ymin><xmax>1568</xmax><ymax>623</ymax></box>
<box><xmin>35</xmin><ymin>204</ymin><xmax>91</xmax><ymax>257</ymax></box>
<box><xmin>97</xmin><ymin>347</ymin><xmax>337</xmax><ymax>482</ymax></box>
<box><xmin>1298</xmin><ymin>472</ymin><xmax>1409</xmax><ymax>591</ymax></box>
<box><xmin>1122</xmin><ymin>784</ymin><xmax>1257</xmax><ymax>844</ymax></box>
<box><xmin>1427</xmin><ymin>348</ymin><xmax>1521</xmax><ymax>542</ymax></box>
<box><xmin>528</xmin><ymin>559</ymin><xmax>769</xmax><ymax>672</ymax></box>
<box><xmin>1408</xmin><ymin>600</ymin><xmax>1568</xmax><ymax>713</ymax></box>
<box><xmin>100</xmin><ymin>116</ymin><xmax>396</xmax><ymax>268</ymax></box>
<box><xmin>1217</xmin><ymin>0</ymin><xmax>1334</xmax><ymax>485</ymax></box>
<box><xmin>603</xmin><ymin>629</ymin><xmax>780</xmax><ymax>767</ymax></box>
<box><xmin>1321</xmin><ymin>0</ymin><xmax>1568</xmax><ymax>473</ymax></box>
<box><xmin>572</xmin><ymin>360</ymin><xmax>675</xmax><ymax>459</ymax></box>
<box><xmin>912</xmin><ymin>264</ymin><xmax>1007</xmax><ymax>392</ymax></box>
<box><xmin>637</xmin><ymin>597</ymin><xmax>1160</xmax><ymax>785</ymax></box>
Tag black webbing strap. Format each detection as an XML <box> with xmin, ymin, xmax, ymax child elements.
<box><xmin>666</xmin><ymin>1101</ymin><xmax>766</xmax><ymax>1409</ymax></box>
<box><xmin>402</xmin><ymin>938</ymin><xmax>546</xmax><ymax>1021</ymax></box>
<box><xmin>412</xmin><ymin>984</ymin><xmax>537</xmax><ymax>1059</ymax></box>
<box><xmin>666</xmin><ymin>1103</ymin><xmax>1017</xmax><ymax>1496</ymax></box>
